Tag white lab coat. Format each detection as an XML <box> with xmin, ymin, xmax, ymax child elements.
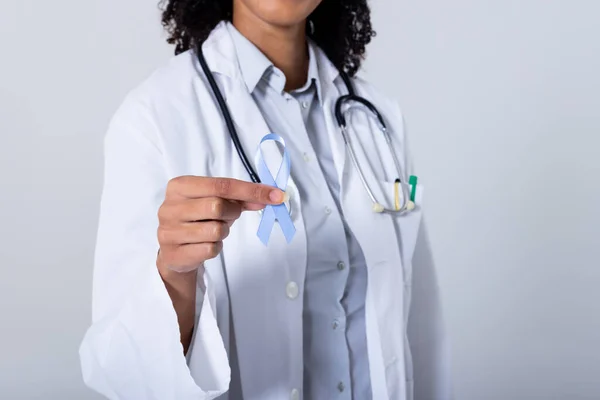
<box><xmin>79</xmin><ymin>22</ymin><xmax>452</xmax><ymax>400</ymax></box>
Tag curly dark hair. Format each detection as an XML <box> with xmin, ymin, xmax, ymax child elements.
<box><xmin>159</xmin><ymin>0</ymin><xmax>375</xmax><ymax>77</ymax></box>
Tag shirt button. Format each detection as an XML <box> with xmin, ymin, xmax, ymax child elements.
<box><xmin>337</xmin><ymin>381</ymin><xmax>345</xmax><ymax>392</ymax></box>
<box><xmin>332</xmin><ymin>319</ymin><xmax>340</xmax><ymax>330</ymax></box>
<box><xmin>337</xmin><ymin>261</ymin><xmax>345</xmax><ymax>271</ymax></box>
<box><xmin>324</xmin><ymin>206</ymin><xmax>332</xmax><ymax>215</ymax></box>
<box><xmin>302</xmin><ymin>101</ymin><xmax>309</xmax><ymax>109</ymax></box>
<box><xmin>290</xmin><ymin>388</ymin><xmax>300</xmax><ymax>400</ymax></box>
<box><xmin>286</xmin><ymin>281</ymin><xmax>299</xmax><ymax>299</ymax></box>
<box><xmin>302</xmin><ymin>152</ymin><xmax>310</xmax><ymax>162</ymax></box>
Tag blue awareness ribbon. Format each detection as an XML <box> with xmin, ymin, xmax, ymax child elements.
<box><xmin>255</xmin><ymin>133</ymin><xmax>296</xmax><ymax>245</ymax></box>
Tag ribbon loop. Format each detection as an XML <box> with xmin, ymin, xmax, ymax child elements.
<box><xmin>255</xmin><ymin>134</ymin><xmax>296</xmax><ymax>245</ymax></box>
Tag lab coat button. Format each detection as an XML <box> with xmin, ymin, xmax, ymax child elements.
<box><xmin>286</xmin><ymin>282</ymin><xmax>299</xmax><ymax>299</ymax></box>
<box><xmin>337</xmin><ymin>261</ymin><xmax>345</xmax><ymax>271</ymax></box>
<box><xmin>324</xmin><ymin>206</ymin><xmax>332</xmax><ymax>215</ymax></box>
<box><xmin>290</xmin><ymin>388</ymin><xmax>300</xmax><ymax>400</ymax></box>
<box><xmin>337</xmin><ymin>381</ymin><xmax>345</xmax><ymax>392</ymax></box>
<box><xmin>332</xmin><ymin>320</ymin><xmax>340</xmax><ymax>330</ymax></box>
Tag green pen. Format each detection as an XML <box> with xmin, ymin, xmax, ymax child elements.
<box><xmin>409</xmin><ymin>175</ymin><xmax>418</xmax><ymax>202</ymax></box>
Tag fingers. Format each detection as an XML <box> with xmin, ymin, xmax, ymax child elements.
<box><xmin>242</xmin><ymin>202</ymin><xmax>268</xmax><ymax>211</ymax></box>
<box><xmin>167</xmin><ymin>176</ymin><xmax>284</xmax><ymax>205</ymax></box>
<box><xmin>160</xmin><ymin>242</ymin><xmax>224</xmax><ymax>272</ymax></box>
<box><xmin>159</xmin><ymin>197</ymin><xmax>267</xmax><ymax>224</ymax></box>
<box><xmin>157</xmin><ymin>176</ymin><xmax>276</xmax><ymax>272</ymax></box>
<box><xmin>158</xmin><ymin>221</ymin><xmax>230</xmax><ymax>245</ymax></box>
<box><xmin>159</xmin><ymin>197</ymin><xmax>242</xmax><ymax>223</ymax></box>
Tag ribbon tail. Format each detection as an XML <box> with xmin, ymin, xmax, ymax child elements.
<box><xmin>257</xmin><ymin>206</ymin><xmax>276</xmax><ymax>246</ymax></box>
<box><xmin>273</xmin><ymin>204</ymin><xmax>296</xmax><ymax>244</ymax></box>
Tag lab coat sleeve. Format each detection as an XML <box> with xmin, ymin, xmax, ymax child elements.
<box><xmin>78</xmin><ymin>93</ymin><xmax>230</xmax><ymax>400</ymax></box>
<box><xmin>408</xmin><ymin>220</ymin><xmax>453</xmax><ymax>400</ymax></box>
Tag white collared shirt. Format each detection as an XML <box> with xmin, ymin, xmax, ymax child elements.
<box><xmin>229</xmin><ymin>25</ymin><xmax>372</xmax><ymax>399</ymax></box>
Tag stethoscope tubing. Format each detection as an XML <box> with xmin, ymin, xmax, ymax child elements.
<box><xmin>195</xmin><ymin>46</ymin><xmax>412</xmax><ymax>214</ymax></box>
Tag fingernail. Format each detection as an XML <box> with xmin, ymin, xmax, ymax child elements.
<box><xmin>269</xmin><ymin>189</ymin><xmax>284</xmax><ymax>203</ymax></box>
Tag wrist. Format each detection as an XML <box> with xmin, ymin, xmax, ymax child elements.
<box><xmin>156</xmin><ymin>252</ymin><xmax>200</xmax><ymax>294</ymax></box>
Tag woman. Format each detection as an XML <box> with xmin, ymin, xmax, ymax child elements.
<box><xmin>79</xmin><ymin>0</ymin><xmax>451</xmax><ymax>399</ymax></box>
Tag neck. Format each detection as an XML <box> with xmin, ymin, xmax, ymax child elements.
<box><xmin>232</xmin><ymin>5</ymin><xmax>308</xmax><ymax>91</ymax></box>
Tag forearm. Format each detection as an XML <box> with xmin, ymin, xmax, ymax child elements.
<box><xmin>157</xmin><ymin>257</ymin><xmax>198</xmax><ymax>354</ymax></box>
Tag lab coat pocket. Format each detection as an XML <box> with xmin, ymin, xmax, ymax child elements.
<box><xmin>373</xmin><ymin>180</ymin><xmax>424</xmax><ymax>285</ymax></box>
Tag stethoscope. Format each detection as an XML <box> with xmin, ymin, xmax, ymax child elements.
<box><xmin>197</xmin><ymin>48</ymin><xmax>415</xmax><ymax>215</ymax></box>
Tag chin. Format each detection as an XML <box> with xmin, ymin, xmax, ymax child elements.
<box><xmin>242</xmin><ymin>0</ymin><xmax>322</xmax><ymax>27</ymax></box>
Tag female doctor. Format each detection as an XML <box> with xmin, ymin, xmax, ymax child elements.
<box><xmin>79</xmin><ymin>0</ymin><xmax>451</xmax><ymax>399</ymax></box>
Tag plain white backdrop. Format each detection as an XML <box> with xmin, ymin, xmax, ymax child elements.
<box><xmin>1</xmin><ymin>0</ymin><xmax>599</xmax><ymax>399</ymax></box>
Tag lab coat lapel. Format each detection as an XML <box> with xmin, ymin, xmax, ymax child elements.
<box><xmin>317</xmin><ymin>49</ymin><xmax>400</xmax><ymax>266</ymax></box>
<box><xmin>203</xmin><ymin>23</ymin><xmax>294</xmax><ymax>192</ymax></box>
<box><xmin>319</xmin><ymin>60</ymin><xmax>408</xmax><ymax>397</ymax></box>
<box><xmin>224</xmin><ymin>81</ymin><xmax>283</xmax><ymax>181</ymax></box>
<box><xmin>201</xmin><ymin>23</ymin><xmax>308</xmax><ymax>399</ymax></box>
<box><xmin>315</xmin><ymin>47</ymin><xmax>348</xmax><ymax>187</ymax></box>
<box><xmin>338</xmin><ymin>135</ymin><xmax>407</xmax><ymax>398</ymax></box>
<box><xmin>220</xmin><ymin>86</ymin><xmax>309</xmax><ymax>398</ymax></box>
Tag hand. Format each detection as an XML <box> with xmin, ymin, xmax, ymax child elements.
<box><xmin>156</xmin><ymin>176</ymin><xmax>284</xmax><ymax>275</ymax></box>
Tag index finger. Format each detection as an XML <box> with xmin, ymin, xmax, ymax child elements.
<box><xmin>168</xmin><ymin>176</ymin><xmax>284</xmax><ymax>205</ymax></box>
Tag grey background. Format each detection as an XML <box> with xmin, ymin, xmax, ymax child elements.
<box><xmin>1</xmin><ymin>0</ymin><xmax>599</xmax><ymax>399</ymax></box>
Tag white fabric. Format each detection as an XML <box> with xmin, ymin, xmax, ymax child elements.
<box><xmin>79</xmin><ymin>21</ymin><xmax>452</xmax><ymax>400</ymax></box>
<box><xmin>228</xmin><ymin>24</ymin><xmax>371</xmax><ymax>399</ymax></box>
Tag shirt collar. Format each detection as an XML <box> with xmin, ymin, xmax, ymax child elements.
<box><xmin>227</xmin><ymin>23</ymin><xmax>324</xmax><ymax>103</ymax></box>
<box><xmin>292</xmin><ymin>42</ymin><xmax>322</xmax><ymax>101</ymax></box>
